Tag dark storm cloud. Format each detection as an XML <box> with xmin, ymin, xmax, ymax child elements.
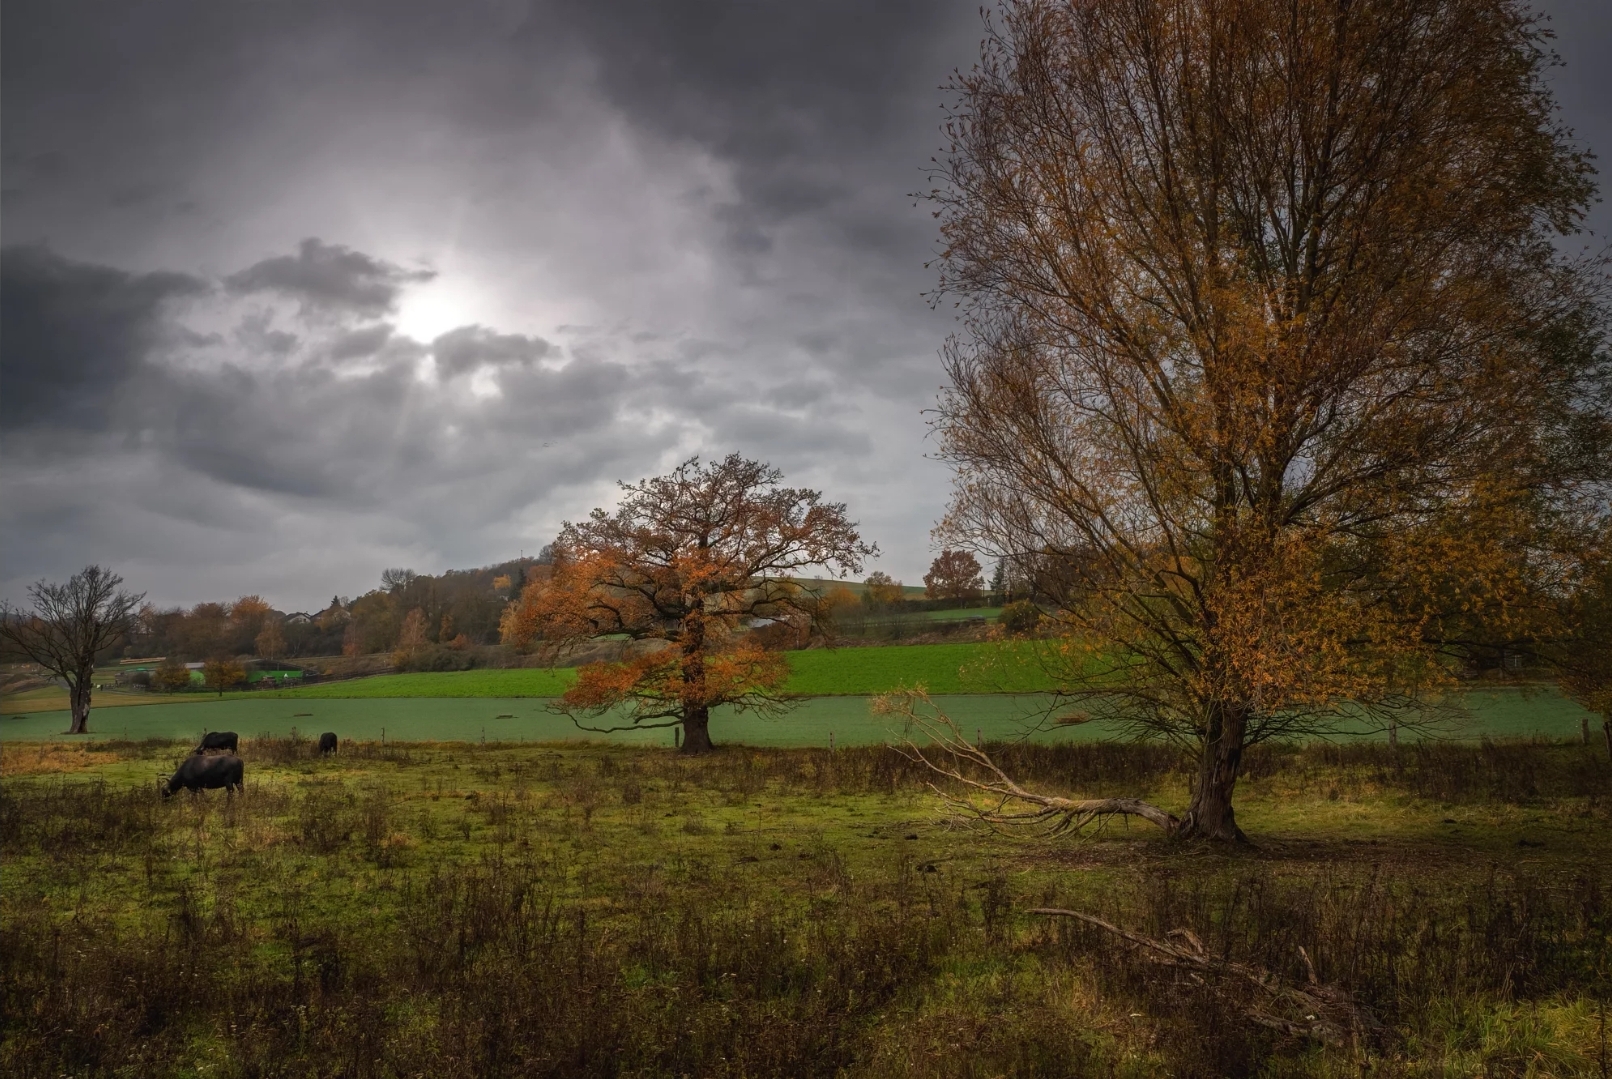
<box><xmin>552</xmin><ymin>5</ymin><xmax>948</xmax><ymax>152</ymax></box>
<box><xmin>225</xmin><ymin>238</ymin><xmax>436</xmax><ymax>318</ymax></box>
<box><xmin>0</xmin><ymin>243</ymin><xmax>684</xmax><ymax>498</ymax></box>
<box><xmin>432</xmin><ymin>326</ymin><xmax>557</xmax><ymax>377</ymax></box>
<box><xmin>0</xmin><ymin>244</ymin><xmax>207</xmax><ymax>429</ymax></box>
<box><xmin>328</xmin><ymin>324</ymin><xmax>392</xmax><ymax>361</ymax></box>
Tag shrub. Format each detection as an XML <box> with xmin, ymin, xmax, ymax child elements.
<box><xmin>150</xmin><ymin>659</ymin><xmax>192</xmax><ymax>692</ymax></box>
<box><xmin>999</xmin><ymin>600</ymin><xmax>1041</xmax><ymax>635</ymax></box>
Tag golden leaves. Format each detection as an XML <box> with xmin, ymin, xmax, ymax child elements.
<box><xmin>561</xmin><ymin>641</ymin><xmax>790</xmax><ymax>718</ymax></box>
<box><xmin>929</xmin><ymin>0</ymin><xmax>1608</xmax><ymax>744</ymax></box>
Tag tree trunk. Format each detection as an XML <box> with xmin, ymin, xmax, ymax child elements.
<box><xmin>679</xmin><ymin>603</ymin><xmax>714</xmax><ymax>754</ymax></box>
<box><xmin>680</xmin><ymin>707</ymin><xmax>714</xmax><ymax>754</ymax></box>
<box><xmin>1177</xmin><ymin>705</ymin><xmax>1249</xmax><ymax>842</ymax></box>
<box><xmin>1581</xmin><ymin>713</ymin><xmax>1591</xmax><ymax>746</ymax></box>
<box><xmin>1603</xmin><ymin>717</ymin><xmax>1611</xmax><ymax>762</ymax></box>
<box><xmin>68</xmin><ymin>676</ymin><xmax>91</xmax><ymax>735</ymax></box>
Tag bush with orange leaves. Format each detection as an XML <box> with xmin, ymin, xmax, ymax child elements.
<box><xmin>502</xmin><ymin>454</ymin><xmax>874</xmax><ymax>752</ymax></box>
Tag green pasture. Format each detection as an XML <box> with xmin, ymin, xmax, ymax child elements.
<box><xmin>916</xmin><ymin>605</ymin><xmax>1002</xmax><ymax>621</ymax></box>
<box><xmin>4</xmin><ymin>642</ymin><xmax>1057</xmax><ymax>710</ymax></box>
<box><xmin>0</xmin><ymin>694</ymin><xmax>1092</xmax><ymax>746</ymax></box>
<box><xmin>0</xmin><ymin>685</ymin><xmax>1594</xmax><ymax>746</ymax></box>
<box><xmin>5</xmin><ymin>735</ymin><xmax>1610</xmax><ymax>1076</ymax></box>
<box><xmin>783</xmin><ymin>642</ymin><xmax>1051</xmax><ymax>694</ymax></box>
<box><xmin>271</xmin><ymin>666</ymin><xmax>578</xmax><ymax>698</ymax></box>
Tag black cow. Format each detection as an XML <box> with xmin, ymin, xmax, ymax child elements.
<box><xmin>318</xmin><ymin>732</ymin><xmax>338</xmax><ymax>756</ymax></box>
<box><xmin>161</xmin><ymin>754</ymin><xmax>244</xmax><ymax>798</ymax></box>
<box><xmin>194</xmin><ymin>731</ymin><xmax>239</xmax><ymax>754</ymax></box>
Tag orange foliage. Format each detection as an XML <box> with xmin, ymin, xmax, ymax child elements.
<box><xmin>201</xmin><ymin>657</ymin><xmax>247</xmax><ymax>695</ymax></box>
<box><xmin>930</xmin><ymin>0</ymin><xmax>1610</xmax><ymax>836</ymax></box>
<box><xmin>562</xmin><ymin>642</ymin><xmax>790</xmax><ymax>719</ymax></box>
<box><xmin>924</xmin><ymin>550</ymin><xmax>984</xmax><ymax>601</ymax></box>
<box><xmin>254</xmin><ymin>620</ymin><xmax>286</xmax><ymax>660</ymax></box>
<box><xmin>507</xmin><ymin>454</ymin><xmax>873</xmax><ymax>750</ymax></box>
<box><xmin>229</xmin><ymin>595</ymin><xmax>272</xmax><ymax>621</ymax></box>
<box><xmin>392</xmin><ymin>608</ymin><xmax>430</xmax><ymax>666</ymax></box>
<box><xmin>1</xmin><ymin>743</ymin><xmax>119</xmax><ymax>776</ymax></box>
<box><xmin>861</xmin><ymin>572</ymin><xmax>905</xmax><ymax>607</ymax></box>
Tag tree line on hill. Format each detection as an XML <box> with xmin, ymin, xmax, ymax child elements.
<box><xmin>116</xmin><ymin>554</ymin><xmax>553</xmax><ymax>669</ymax></box>
<box><xmin>110</xmin><ymin>546</ymin><xmax>1012</xmax><ymax>670</ymax></box>
<box><xmin>0</xmin><ymin>544</ymin><xmax>1015</xmax><ymax>687</ymax></box>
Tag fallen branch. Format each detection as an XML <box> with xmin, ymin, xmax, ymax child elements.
<box><xmin>1029</xmin><ymin>907</ymin><xmax>1382</xmax><ymax>1046</ymax></box>
<box><xmin>879</xmin><ymin>690</ymin><xmax>1181</xmax><ymax>836</ymax></box>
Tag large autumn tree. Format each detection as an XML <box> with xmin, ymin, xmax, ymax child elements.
<box><xmin>924</xmin><ymin>550</ymin><xmax>985</xmax><ymax>601</ymax></box>
<box><xmin>502</xmin><ymin>454</ymin><xmax>874</xmax><ymax>752</ymax></box>
<box><xmin>928</xmin><ymin>0</ymin><xmax>1611</xmax><ymax>839</ymax></box>
<box><xmin>1556</xmin><ymin>553</ymin><xmax>1612</xmax><ymax>754</ymax></box>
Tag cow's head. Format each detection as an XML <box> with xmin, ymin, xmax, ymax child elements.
<box><xmin>157</xmin><ymin>774</ymin><xmax>176</xmax><ymax>798</ymax></box>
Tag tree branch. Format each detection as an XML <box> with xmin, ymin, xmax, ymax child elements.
<box><xmin>880</xmin><ymin>689</ymin><xmax>1181</xmax><ymax>835</ymax></box>
<box><xmin>1029</xmin><ymin>907</ymin><xmax>1383</xmax><ymax>1047</ymax></box>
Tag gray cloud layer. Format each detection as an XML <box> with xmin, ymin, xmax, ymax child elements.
<box><xmin>225</xmin><ymin>239</ymin><xmax>436</xmax><ymax>318</ymax></box>
<box><xmin>2</xmin><ymin>0</ymin><xmax>1607</xmax><ymax>609</ymax></box>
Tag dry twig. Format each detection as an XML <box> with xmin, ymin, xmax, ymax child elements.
<box><xmin>1030</xmin><ymin>907</ymin><xmax>1383</xmax><ymax>1046</ymax></box>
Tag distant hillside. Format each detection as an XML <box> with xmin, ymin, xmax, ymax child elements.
<box><xmin>791</xmin><ymin>577</ymin><xmax>927</xmax><ymax>599</ymax></box>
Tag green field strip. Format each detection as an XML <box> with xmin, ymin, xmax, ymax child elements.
<box><xmin>0</xmin><ymin>687</ymin><xmax>1594</xmax><ymax>746</ymax></box>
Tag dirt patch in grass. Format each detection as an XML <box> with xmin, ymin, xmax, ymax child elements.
<box><xmin>1</xmin><ymin>742</ymin><xmax>121</xmax><ymax>775</ymax></box>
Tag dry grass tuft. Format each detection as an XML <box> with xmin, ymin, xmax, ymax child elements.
<box><xmin>0</xmin><ymin>742</ymin><xmax>119</xmax><ymax>776</ymax></box>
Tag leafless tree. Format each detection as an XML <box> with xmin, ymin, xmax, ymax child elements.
<box><xmin>1</xmin><ymin>566</ymin><xmax>144</xmax><ymax>734</ymax></box>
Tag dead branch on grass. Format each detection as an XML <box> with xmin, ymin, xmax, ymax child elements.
<box><xmin>1030</xmin><ymin>907</ymin><xmax>1383</xmax><ymax>1047</ymax></box>
<box><xmin>879</xmin><ymin>689</ymin><xmax>1181</xmax><ymax>836</ymax></box>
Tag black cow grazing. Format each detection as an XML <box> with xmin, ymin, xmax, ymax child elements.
<box><xmin>194</xmin><ymin>731</ymin><xmax>239</xmax><ymax>755</ymax></box>
<box><xmin>161</xmin><ymin>754</ymin><xmax>244</xmax><ymax>798</ymax></box>
<box><xmin>318</xmin><ymin>732</ymin><xmax>338</xmax><ymax>756</ymax></box>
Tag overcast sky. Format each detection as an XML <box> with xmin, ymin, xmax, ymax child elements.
<box><xmin>3</xmin><ymin>0</ymin><xmax>1609</xmax><ymax>612</ymax></box>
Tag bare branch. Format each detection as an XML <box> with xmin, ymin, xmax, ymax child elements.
<box><xmin>1029</xmin><ymin>907</ymin><xmax>1383</xmax><ymax>1047</ymax></box>
<box><xmin>879</xmin><ymin>689</ymin><xmax>1180</xmax><ymax>835</ymax></box>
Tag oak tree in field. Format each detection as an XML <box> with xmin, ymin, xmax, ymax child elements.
<box><xmin>861</xmin><ymin>572</ymin><xmax>906</xmax><ymax>608</ymax></box>
<box><xmin>924</xmin><ymin>549</ymin><xmax>985</xmax><ymax>602</ymax></box>
<box><xmin>0</xmin><ymin>566</ymin><xmax>144</xmax><ymax>733</ymax></box>
<box><xmin>501</xmin><ymin>454</ymin><xmax>874</xmax><ymax>752</ymax></box>
<box><xmin>927</xmin><ymin>0</ymin><xmax>1611</xmax><ymax>839</ymax></box>
<box><xmin>202</xmin><ymin>657</ymin><xmax>248</xmax><ymax>696</ymax></box>
<box><xmin>152</xmin><ymin>658</ymin><xmax>193</xmax><ymax>692</ymax></box>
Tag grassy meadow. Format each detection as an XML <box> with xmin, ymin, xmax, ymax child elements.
<box><xmin>261</xmin><ymin>641</ymin><xmax>1054</xmax><ymax>697</ymax></box>
<box><xmin>3</xmin><ymin>735</ymin><xmax>1609</xmax><ymax>1077</ymax></box>
<box><xmin>4</xmin><ymin>638</ymin><xmax>1595</xmax><ymax>746</ymax></box>
<box><xmin>0</xmin><ymin>684</ymin><xmax>1599</xmax><ymax>748</ymax></box>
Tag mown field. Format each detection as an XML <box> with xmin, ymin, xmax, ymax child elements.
<box><xmin>0</xmin><ymin>694</ymin><xmax>1095</xmax><ymax>747</ymax></box>
<box><xmin>0</xmin><ymin>684</ymin><xmax>1598</xmax><ymax>748</ymax></box>
<box><xmin>0</xmin><ymin>643</ymin><xmax>1045</xmax><ymax>717</ymax></box>
<box><xmin>3</xmin><ymin>736</ymin><xmax>1609</xmax><ymax>1077</ymax></box>
<box><xmin>4</xmin><ymin>641</ymin><xmax>1598</xmax><ymax>748</ymax></box>
<box><xmin>269</xmin><ymin>642</ymin><xmax>1052</xmax><ymax>697</ymax></box>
